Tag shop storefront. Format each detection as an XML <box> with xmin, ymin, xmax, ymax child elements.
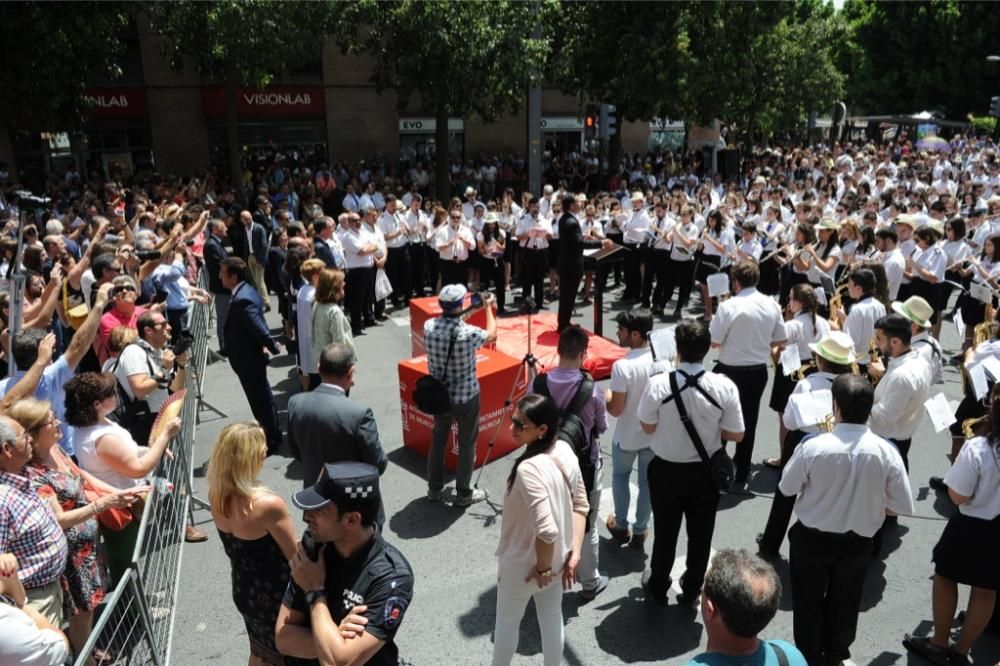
<box><xmin>541</xmin><ymin>116</ymin><xmax>589</xmax><ymax>156</ymax></box>
<box><xmin>203</xmin><ymin>85</ymin><xmax>327</xmax><ymax>172</ymax></box>
<box><xmin>11</xmin><ymin>87</ymin><xmax>152</xmax><ymax>186</ymax></box>
<box><xmin>398</xmin><ymin>117</ymin><xmax>464</xmax><ymax>163</ymax></box>
<box><xmin>648</xmin><ymin>118</ymin><xmax>685</xmax><ymax>152</ymax></box>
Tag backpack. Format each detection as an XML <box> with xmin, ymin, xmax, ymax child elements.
<box><xmin>108</xmin><ymin>344</ymin><xmax>157</xmax><ymax>446</ymax></box>
<box><xmin>533</xmin><ymin>371</ymin><xmax>598</xmax><ymax>492</ymax></box>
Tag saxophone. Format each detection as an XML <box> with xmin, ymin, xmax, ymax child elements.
<box><xmin>868</xmin><ymin>337</ymin><xmax>882</xmax><ymax>386</ymax></box>
<box><xmin>827</xmin><ymin>283</ymin><xmax>849</xmax><ymax>330</ymax></box>
<box><xmin>818</xmin><ymin>413</ymin><xmax>835</xmax><ymax>433</ymax></box>
<box><xmin>962</xmin><ymin>414</ymin><xmax>990</xmax><ymax>439</ymax></box>
<box><xmin>974</xmin><ymin>303</ymin><xmax>996</xmax><ymax>346</ymax></box>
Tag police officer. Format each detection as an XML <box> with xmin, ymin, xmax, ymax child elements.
<box><xmin>277</xmin><ymin>462</ymin><xmax>414</xmax><ymax>666</ymax></box>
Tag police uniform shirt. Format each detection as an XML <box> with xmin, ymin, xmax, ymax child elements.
<box><xmin>785</xmin><ymin>312</ymin><xmax>830</xmax><ymax>362</ymax></box>
<box><xmin>623</xmin><ymin>208</ymin><xmax>652</xmax><ymax>244</ymax></box>
<box><xmin>945</xmin><ymin>436</ymin><xmax>1000</xmax><ymax>520</ymax></box>
<box><xmin>284</xmin><ymin>531</ymin><xmax>414</xmax><ymax>666</ymax></box>
<box><xmin>340</xmin><ymin>227</ymin><xmax>375</xmax><ymax>270</ymax></box>
<box><xmin>710</xmin><ymin>287</ymin><xmax>787</xmax><ymax>366</ymax></box>
<box><xmin>515</xmin><ymin>214</ymin><xmax>552</xmax><ymax>250</ymax></box>
<box><xmin>636</xmin><ymin>361</ymin><xmax>744</xmax><ymax>463</ymax></box>
<box><xmin>912</xmin><ymin>330</ymin><xmax>944</xmax><ymax>384</ymax></box>
<box><xmin>869</xmin><ymin>349</ymin><xmax>932</xmax><ymax>441</ymax></box>
<box><xmin>779</xmin><ymin>423</ymin><xmax>914</xmax><ymax>538</ymax></box>
<box><xmin>434</xmin><ymin>224</ymin><xmax>474</xmax><ymax>261</ymax></box>
<box><xmin>781</xmin><ymin>371</ymin><xmax>837</xmax><ymax>433</ymax></box>
<box><xmin>377</xmin><ymin>211</ymin><xmax>408</xmax><ymax>249</ymax></box>
<box><xmin>882</xmin><ymin>248</ymin><xmax>905</xmax><ymax>299</ymax></box>
<box><xmin>669</xmin><ymin>221</ymin><xmax>699</xmax><ymax>261</ymax></box>
<box><xmin>844</xmin><ymin>296</ymin><xmax>885</xmax><ymax>364</ymax></box>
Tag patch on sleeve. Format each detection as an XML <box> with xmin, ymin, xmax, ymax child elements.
<box><xmin>383</xmin><ymin>596</ymin><xmax>409</xmax><ymax>629</ymax></box>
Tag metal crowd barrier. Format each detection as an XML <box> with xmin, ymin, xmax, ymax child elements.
<box><xmin>74</xmin><ymin>275</ymin><xmax>213</xmax><ymax>666</ymax></box>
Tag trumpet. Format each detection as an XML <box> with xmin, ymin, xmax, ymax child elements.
<box><xmin>818</xmin><ymin>413</ymin><xmax>835</xmax><ymax>433</ymax></box>
<box><xmin>961</xmin><ymin>414</ymin><xmax>990</xmax><ymax>439</ymax></box>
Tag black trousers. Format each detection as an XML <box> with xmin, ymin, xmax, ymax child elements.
<box><xmin>639</xmin><ymin>245</ymin><xmax>657</xmax><ymax>306</ymax></box>
<box><xmin>666</xmin><ymin>258</ymin><xmax>695</xmax><ymax>311</ymax></box>
<box><xmin>479</xmin><ymin>257</ymin><xmax>506</xmax><ymax>311</ymax></box>
<box><xmin>622</xmin><ymin>242</ymin><xmax>641</xmax><ymax>299</ymax></box>
<box><xmin>408</xmin><ymin>243</ymin><xmax>426</xmax><ymax>296</ymax></box>
<box><xmin>558</xmin><ymin>269</ymin><xmax>581</xmax><ymax>331</ymax></box>
<box><xmin>888</xmin><ymin>437</ymin><xmax>911</xmax><ymax>472</ymax></box>
<box><xmin>385</xmin><ymin>245</ymin><xmax>411</xmax><ymax>305</ymax></box>
<box><xmin>232</xmin><ymin>361</ymin><xmax>281</xmax><ymax>452</ymax></box>
<box><xmin>646</xmin><ymin>457</ymin><xmax>720</xmax><ymax>600</ymax></box>
<box><xmin>648</xmin><ymin>249</ymin><xmax>672</xmax><ymax>308</ymax></box>
<box><xmin>424</xmin><ymin>245</ymin><xmax>439</xmax><ymax>293</ymax></box>
<box><xmin>715</xmin><ymin>362</ymin><xmax>769</xmax><ymax>483</ymax></box>
<box><xmin>345</xmin><ymin>266</ymin><xmax>372</xmax><ymax>333</ymax></box>
<box><xmin>520</xmin><ymin>248</ymin><xmax>547</xmax><ymax>310</ymax></box>
<box><xmin>758</xmin><ymin>430</ymin><xmax>809</xmax><ymax>555</ymax></box>
<box><xmin>789</xmin><ymin>522</ymin><xmax>873</xmax><ymax>666</ymax></box>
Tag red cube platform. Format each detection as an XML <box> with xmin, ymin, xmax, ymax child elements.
<box><xmin>408</xmin><ymin>296</ymin><xmax>487</xmax><ymax>356</ymax></box>
<box><xmin>399</xmin><ymin>347</ymin><xmax>528</xmax><ymax>470</ymax></box>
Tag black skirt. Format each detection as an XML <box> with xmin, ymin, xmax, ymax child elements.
<box><xmin>960</xmin><ymin>293</ymin><xmax>990</xmax><ymax>328</ymax></box>
<box><xmin>769</xmin><ymin>362</ymin><xmax>815</xmax><ymax>413</ymax></box>
<box><xmin>909</xmin><ymin>277</ymin><xmax>942</xmax><ymax>319</ymax></box>
<box><xmin>694</xmin><ymin>251</ymin><xmax>723</xmax><ymax>284</ymax></box>
<box><xmin>933</xmin><ymin>511</ymin><xmax>1000</xmax><ymax>590</ymax></box>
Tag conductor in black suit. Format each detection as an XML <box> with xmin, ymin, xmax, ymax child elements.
<box><xmin>203</xmin><ymin>219</ymin><xmax>230</xmax><ymax>355</ymax></box>
<box><xmin>220</xmin><ymin>257</ymin><xmax>284</xmax><ymax>454</ymax></box>
<box><xmin>287</xmin><ymin>343</ymin><xmax>389</xmax><ymax>525</ymax></box>
<box><xmin>557</xmin><ymin>194</ymin><xmax>610</xmax><ymax>331</ymax></box>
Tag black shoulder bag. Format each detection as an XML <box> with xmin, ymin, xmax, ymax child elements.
<box><xmin>413</xmin><ymin>326</ymin><xmax>458</xmax><ymax>415</ymax></box>
<box><xmin>666</xmin><ymin>370</ymin><xmax>736</xmax><ymax>492</ymax></box>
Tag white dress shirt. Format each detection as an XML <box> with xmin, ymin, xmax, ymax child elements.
<box><xmin>779</xmin><ymin>423</ymin><xmax>914</xmax><ymax>537</ymax></box>
<box><xmin>623</xmin><ymin>209</ymin><xmax>652</xmax><ymax>244</ymax></box>
<box><xmin>710</xmin><ymin>287</ymin><xmax>787</xmax><ymax>366</ymax></box>
<box><xmin>341</xmin><ymin>227</ymin><xmax>375</xmax><ymax>269</ymax></box>
<box><xmin>609</xmin><ymin>348</ymin><xmax>656</xmax><ymax>452</ymax></box>
<box><xmin>377</xmin><ymin>211</ymin><xmax>408</xmax><ymax>249</ymax></box>
<box><xmin>649</xmin><ymin>214</ymin><xmax>673</xmax><ymax>251</ymax></box>
<box><xmin>781</xmin><ymin>371</ymin><xmax>837</xmax><ymax>433</ymax></box>
<box><xmin>736</xmin><ymin>238</ymin><xmax>763</xmax><ymax>263</ymax></box>
<box><xmin>869</xmin><ymin>349</ymin><xmax>932</xmax><ymax>440</ymax></box>
<box><xmin>945</xmin><ymin>436</ymin><xmax>1000</xmax><ymax>520</ymax></box>
<box><xmin>670</xmin><ymin>221</ymin><xmax>699</xmax><ymax>261</ymax></box>
<box><xmin>637</xmin><ymin>362</ymin><xmax>744</xmax><ymax>463</ymax></box>
<box><xmin>911</xmin><ymin>331</ymin><xmax>943</xmax><ymax>384</ymax></box>
<box><xmin>785</xmin><ymin>312</ymin><xmax>830</xmax><ymax>361</ymax></box>
<box><xmin>882</xmin><ymin>248</ymin><xmax>905</xmax><ymax>299</ymax></box>
<box><xmin>515</xmin><ymin>214</ymin><xmax>552</xmax><ymax>250</ymax></box>
<box><xmin>912</xmin><ymin>244</ymin><xmax>946</xmax><ymax>282</ymax></box>
<box><xmin>435</xmin><ymin>224</ymin><xmax>475</xmax><ymax>261</ymax></box>
<box><xmin>806</xmin><ymin>243</ymin><xmax>841</xmax><ymax>285</ymax></box>
<box><xmin>844</xmin><ymin>296</ymin><xmax>886</xmax><ymax>364</ymax></box>
<box><xmin>404</xmin><ymin>210</ymin><xmax>428</xmax><ymax>245</ymax></box>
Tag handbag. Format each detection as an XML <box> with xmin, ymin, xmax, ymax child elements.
<box><xmin>667</xmin><ymin>370</ymin><xmax>736</xmax><ymax>492</ymax></box>
<box><xmin>413</xmin><ymin>327</ymin><xmax>458</xmax><ymax>415</ymax></box>
<box><xmin>59</xmin><ymin>450</ymin><xmax>135</xmax><ymax>531</ymax></box>
<box><xmin>62</xmin><ymin>279</ymin><xmax>89</xmax><ymax>329</ymax></box>
<box><xmin>375</xmin><ymin>267</ymin><xmax>393</xmax><ymax>301</ymax></box>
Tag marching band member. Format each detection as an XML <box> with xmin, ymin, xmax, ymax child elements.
<box><xmin>837</xmin><ymin>268</ymin><xmax>886</xmax><ymax>371</ymax></box>
<box><xmin>621</xmin><ymin>192</ymin><xmax>652</xmax><ymax>302</ymax></box>
<box><xmin>579</xmin><ymin>204</ymin><xmax>606</xmax><ymax>304</ymax></box>
<box><xmin>660</xmin><ymin>205</ymin><xmax>700</xmax><ymax>318</ymax></box>
<box><xmin>404</xmin><ymin>195</ymin><xmax>430</xmax><ymax>297</ymax></box>
<box><xmin>696</xmin><ymin>210</ymin><xmax>736</xmax><ymax>322</ymax></box>
<box><xmin>710</xmin><ymin>260</ymin><xmax>787</xmax><ymax>486</ymax></box>
<box><xmin>940</xmin><ymin>217</ymin><xmax>970</xmax><ymax>316</ymax></box>
<box><xmin>766</xmin><ymin>284</ymin><xmax>829</xmax><ymax>467</ymax></box>
<box><xmin>758</xmin><ymin>204</ymin><xmax>786</xmax><ymax>295</ymax></box>
<box><xmin>434</xmin><ymin>207</ymin><xmax>476</xmax><ymax>288</ymax></box>
<box><xmin>894</xmin><ymin>214</ymin><xmax>919</xmax><ymax>300</ymax></box>
<box><xmin>643</xmin><ymin>201</ymin><xmax>673</xmax><ymax>311</ymax></box>
<box><xmin>904</xmin><ymin>224</ymin><xmax>947</xmax><ymax>338</ymax></box>
<box><xmin>515</xmin><ymin>197</ymin><xmax>551</xmax><ymax>312</ymax></box>
<box><xmin>733</xmin><ymin>222</ymin><xmax>763</xmax><ymax>263</ymax></box>
<box><xmin>804</xmin><ymin>218</ymin><xmax>842</xmax><ymax>295</ymax></box>
<box><xmin>876</xmin><ymin>227</ymin><xmax>906</xmax><ymax>300</ymax></box>
<box><xmin>758</xmin><ymin>331</ymin><xmax>857</xmax><ymax>557</ymax></box>
<box><xmin>894</xmin><ymin>296</ymin><xmax>943</xmax><ymax>385</ymax></box>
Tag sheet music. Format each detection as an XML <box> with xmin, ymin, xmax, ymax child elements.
<box><xmin>583</xmin><ymin>248</ymin><xmax>600</xmax><ymax>257</ymax></box>
<box><xmin>923</xmin><ymin>393</ymin><xmax>957</xmax><ymax>433</ymax></box>
<box><xmin>814</xmin><ymin>286</ymin><xmax>827</xmax><ymax>306</ymax></box>
<box><xmin>707</xmin><ymin>273</ymin><xmax>730</xmax><ymax>298</ymax></box>
<box><xmin>648</xmin><ymin>327</ymin><xmax>676</xmax><ymax>363</ymax></box>
<box><xmin>966</xmin><ymin>361</ymin><xmax>989</xmax><ymax>401</ymax></box>
<box><xmin>788</xmin><ymin>389</ymin><xmax>833</xmax><ymax>429</ymax></box>
<box><xmin>780</xmin><ymin>347</ymin><xmax>801</xmax><ymax>376</ymax></box>
<box><xmin>955</xmin><ymin>309</ymin><xmax>966</xmax><ymax>339</ymax></box>
<box><xmin>980</xmin><ymin>354</ymin><xmax>1000</xmax><ymax>382</ymax></box>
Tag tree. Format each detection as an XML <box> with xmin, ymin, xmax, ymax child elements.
<box><xmin>331</xmin><ymin>0</ymin><xmax>549</xmax><ymax>199</ymax></box>
<box><xmin>146</xmin><ymin>1</ymin><xmax>333</xmax><ymax>203</ymax></box>
<box><xmin>0</xmin><ymin>2</ymin><xmax>132</xmax><ymax>130</ymax></box>
<box><xmin>840</xmin><ymin>0</ymin><xmax>1000</xmax><ymax>119</ymax></box>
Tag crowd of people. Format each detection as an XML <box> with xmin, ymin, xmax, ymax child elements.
<box><xmin>2</xmin><ymin>131</ymin><xmax>1000</xmax><ymax>666</ymax></box>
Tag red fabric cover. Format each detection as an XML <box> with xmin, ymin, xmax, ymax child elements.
<box><xmin>493</xmin><ymin>312</ymin><xmax>625</xmax><ymax>380</ymax></box>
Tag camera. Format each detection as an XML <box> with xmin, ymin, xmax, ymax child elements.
<box><xmin>135</xmin><ymin>249</ymin><xmax>161</xmax><ymax>262</ymax></box>
<box><xmin>469</xmin><ymin>291</ymin><xmax>490</xmax><ymax>309</ymax></box>
<box><xmin>172</xmin><ymin>330</ymin><xmax>195</xmax><ymax>356</ymax></box>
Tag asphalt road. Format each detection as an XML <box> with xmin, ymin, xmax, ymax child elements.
<box><xmin>172</xmin><ymin>286</ymin><xmax>1000</xmax><ymax>666</ymax></box>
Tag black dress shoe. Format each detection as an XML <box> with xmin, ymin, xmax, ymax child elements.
<box><xmin>929</xmin><ymin>476</ymin><xmax>948</xmax><ymax>493</ymax></box>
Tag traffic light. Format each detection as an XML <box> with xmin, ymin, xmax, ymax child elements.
<box><xmin>584</xmin><ymin>104</ymin><xmax>598</xmax><ymax>139</ymax></box>
<box><xmin>991</xmin><ymin>96</ymin><xmax>1000</xmax><ymax>118</ymax></box>
<box><xmin>602</xmin><ymin>104</ymin><xmax>617</xmax><ymax>138</ymax></box>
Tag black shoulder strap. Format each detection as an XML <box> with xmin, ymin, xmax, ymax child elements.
<box><xmin>913</xmin><ymin>337</ymin><xmax>942</xmax><ymax>361</ymax></box>
<box><xmin>767</xmin><ymin>641</ymin><xmax>790</xmax><ymax>666</ymax></box>
<box><xmin>433</xmin><ymin>325</ymin><xmax>459</xmax><ymax>380</ymax></box>
<box><xmin>565</xmin><ymin>371</ymin><xmax>594</xmax><ymax>416</ymax></box>
<box><xmin>532</xmin><ymin>373</ymin><xmax>550</xmax><ymax>398</ymax></box>
<box><xmin>668</xmin><ymin>371</ymin><xmax>714</xmax><ymax>467</ymax></box>
<box><xmin>661</xmin><ymin>370</ymin><xmax>722</xmax><ymax>411</ymax></box>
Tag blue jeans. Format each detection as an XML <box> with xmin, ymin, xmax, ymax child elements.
<box><xmin>611</xmin><ymin>443</ymin><xmax>654</xmax><ymax>534</ymax></box>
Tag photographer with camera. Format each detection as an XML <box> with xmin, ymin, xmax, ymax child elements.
<box><xmin>422</xmin><ymin>284</ymin><xmax>496</xmax><ymax>506</ymax></box>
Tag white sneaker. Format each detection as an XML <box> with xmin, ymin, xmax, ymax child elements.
<box><xmin>454</xmin><ymin>488</ymin><xmax>488</xmax><ymax>506</ymax></box>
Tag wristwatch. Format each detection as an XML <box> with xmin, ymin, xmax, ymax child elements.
<box><xmin>305</xmin><ymin>589</ymin><xmax>327</xmax><ymax>606</ymax></box>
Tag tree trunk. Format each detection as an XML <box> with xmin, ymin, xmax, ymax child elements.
<box><xmin>225</xmin><ymin>73</ymin><xmax>244</xmax><ymax>207</ymax></box>
<box><xmin>434</xmin><ymin>103</ymin><xmax>450</xmax><ymax>201</ymax></box>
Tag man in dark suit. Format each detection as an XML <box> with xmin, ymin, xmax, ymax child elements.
<box><xmin>287</xmin><ymin>343</ymin><xmax>389</xmax><ymax>524</ymax></box>
<box><xmin>311</xmin><ymin>217</ymin><xmax>338</xmax><ymax>268</ymax></box>
<box><xmin>202</xmin><ymin>219</ymin><xmax>230</xmax><ymax>356</ymax></box>
<box><xmin>230</xmin><ymin>210</ymin><xmax>271</xmax><ymax>311</ymax></box>
<box><xmin>220</xmin><ymin>257</ymin><xmax>283</xmax><ymax>454</ymax></box>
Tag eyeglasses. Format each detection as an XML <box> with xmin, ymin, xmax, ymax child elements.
<box><xmin>450</xmin><ymin>216</ymin><xmax>462</xmax><ymax>221</ymax></box>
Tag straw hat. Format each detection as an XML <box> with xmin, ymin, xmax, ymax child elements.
<box><xmin>892</xmin><ymin>296</ymin><xmax>933</xmax><ymax>329</ymax></box>
<box><xmin>816</xmin><ymin>217</ymin><xmax>841</xmax><ymax>231</ymax></box>
<box><xmin>925</xmin><ymin>220</ymin><xmax>945</xmax><ymax>238</ymax></box>
<box><xmin>808</xmin><ymin>331</ymin><xmax>858</xmax><ymax>365</ymax></box>
<box><xmin>630</xmin><ymin>191</ymin><xmax>645</xmax><ymax>202</ymax></box>
<box><xmin>894</xmin><ymin>214</ymin><xmax>918</xmax><ymax>229</ymax></box>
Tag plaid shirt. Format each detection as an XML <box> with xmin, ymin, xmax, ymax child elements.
<box><xmin>424</xmin><ymin>315</ymin><xmax>487</xmax><ymax>404</ymax></box>
<box><xmin>0</xmin><ymin>471</ymin><xmax>68</xmax><ymax>589</ymax></box>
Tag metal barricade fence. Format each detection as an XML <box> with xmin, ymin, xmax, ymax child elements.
<box><xmin>74</xmin><ymin>277</ymin><xmax>214</xmax><ymax>666</ymax></box>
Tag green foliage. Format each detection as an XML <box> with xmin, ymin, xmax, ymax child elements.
<box><xmin>146</xmin><ymin>0</ymin><xmax>332</xmax><ymax>86</ymax></box>
<box><xmin>0</xmin><ymin>2</ymin><xmax>131</xmax><ymax>130</ymax></box>
<box><xmin>970</xmin><ymin>116</ymin><xmax>997</xmax><ymax>134</ymax></box>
